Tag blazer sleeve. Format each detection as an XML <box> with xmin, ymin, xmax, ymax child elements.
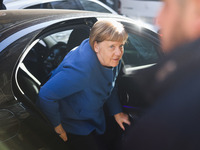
<box><xmin>38</xmin><ymin>63</ymin><xmax>90</xmax><ymax>127</ymax></box>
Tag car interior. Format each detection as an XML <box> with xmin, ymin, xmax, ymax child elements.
<box><xmin>17</xmin><ymin>25</ymin><xmax>91</xmax><ymax>103</ymax></box>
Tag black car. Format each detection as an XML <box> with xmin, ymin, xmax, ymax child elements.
<box><xmin>0</xmin><ymin>9</ymin><xmax>162</xmax><ymax>150</ymax></box>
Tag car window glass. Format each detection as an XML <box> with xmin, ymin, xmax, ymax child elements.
<box><xmin>50</xmin><ymin>1</ymin><xmax>81</xmax><ymax>9</ymax></box>
<box><xmin>123</xmin><ymin>33</ymin><xmax>159</xmax><ymax>68</ymax></box>
<box><xmin>25</xmin><ymin>2</ymin><xmax>52</xmax><ymax>9</ymax></box>
<box><xmin>79</xmin><ymin>0</ymin><xmax>111</xmax><ymax>13</ymax></box>
<box><xmin>45</xmin><ymin>30</ymin><xmax>72</xmax><ymax>45</ymax></box>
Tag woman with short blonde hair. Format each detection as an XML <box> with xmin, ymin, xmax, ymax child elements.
<box><xmin>38</xmin><ymin>20</ymin><xmax>130</xmax><ymax>150</ymax></box>
<box><xmin>89</xmin><ymin>19</ymin><xmax>128</xmax><ymax>50</ymax></box>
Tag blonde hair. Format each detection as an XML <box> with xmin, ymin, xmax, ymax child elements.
<box><xmin>89</xmin><ymin>20</ymin><xmax>128</xmax><ymax>50</ymax></box>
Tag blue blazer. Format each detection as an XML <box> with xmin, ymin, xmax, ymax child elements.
<box><xmin>38</xmin><ymin>39</ymin><xmax>122</xmax><ymax>135</ymax></box>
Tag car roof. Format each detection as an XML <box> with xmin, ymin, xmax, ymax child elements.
<box><xmin>0</xmin><ymin>9</ymin><xmax>125</xmax><ymax>31</ymax></box>
<box><xmin>0</xmin><ymin>9</ymin><xmax>102</xmax><ymax>21</ymax></box>
<box><xmin>0</xmin><ymin>9</ymin><xmax>126</xmax><ymax>42</ymax></box>
<box><xmin>0</xmin><ymin>9</ymin><xmax>158</xmax><ymax>41</ymax></box>
<box><xmin>0</xmin><ymin>9</ymin><xmax>156</xmax><ymax>29</ymax></box>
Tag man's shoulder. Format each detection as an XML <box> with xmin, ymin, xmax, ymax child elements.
<box><xmin>161</xmin><ymin>38</ymin><xmax>200</xmax><ymax>77</ymax></box>
<box><xmin>136</xmin><ymin>38</ymin><xmax>200</xmax><ymax>105</ymax></box>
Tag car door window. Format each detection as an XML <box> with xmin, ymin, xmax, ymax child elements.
<box><xmin>79</xmin><ymin>0</ymin><xmax>111</xmax><ymax>13</ymax></box>
<box><xmin>25</xmin><ymin>1</ymin><xmax>81</xmax><ymax>10</ymax></box>
<box><xmin>50</xmin><ymin>1</ymin><xmax>81</xmax><ymax>9</ymax></box>
<box><xmin>25</xmin><ymin>2</ymin><xmax>52</xmax><ymax>9</ymax></box>
<box><xmin>123</xmin><ymin>33</ymin><xmax>159</xmax><ymax>67</ymax></box>
<box><xmin>122</xmin><ymin>22</ymin><xmax>161</xmax><ymax>71</ymax></box>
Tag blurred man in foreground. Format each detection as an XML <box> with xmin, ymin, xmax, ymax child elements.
<box><xmin>122</xmin><ymin>0</ymin><xmax>200</xmax><ymax>149</ymax></box>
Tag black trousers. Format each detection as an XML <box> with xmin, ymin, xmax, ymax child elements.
<box><xmin>64</xmin><ymin>116</ymin><xmax>126</xmax><ymax>150</ymax></box>
<box><xmin>65</xmin><ymin>131</ymin><xmax>110</xmax><ymax>150</ymax></box>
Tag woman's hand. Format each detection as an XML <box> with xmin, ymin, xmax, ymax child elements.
<box><xmin>54</xmin><ymin>124</ymin><xmax>68</xmax><ymax>142</ymax></box>
<box><xmin>114</xmin><ymin>112</ymin><xmax>131</xmax><ymax>130</ymax></box>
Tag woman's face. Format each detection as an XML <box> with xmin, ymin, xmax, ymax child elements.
<box><xmin>94</xmin><ymin>40</ymin><xmax>125</xmax><ymax>67</ymax></box>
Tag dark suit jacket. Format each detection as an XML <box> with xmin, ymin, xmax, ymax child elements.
<box><xmin>0</xmin><ymin>0</ymin><xmax>6</xmax><ymax>10</ymax></box>
<box><xmin>122</xmin><ymin>38</ymin><xmax>200</xmax><ymax>150</ymax></box>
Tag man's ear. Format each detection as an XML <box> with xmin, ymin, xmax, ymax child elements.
<box><xmin>93</xmin><ymin>41</ymin><xmax>99</xmax><ymax>53</ymax></box>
